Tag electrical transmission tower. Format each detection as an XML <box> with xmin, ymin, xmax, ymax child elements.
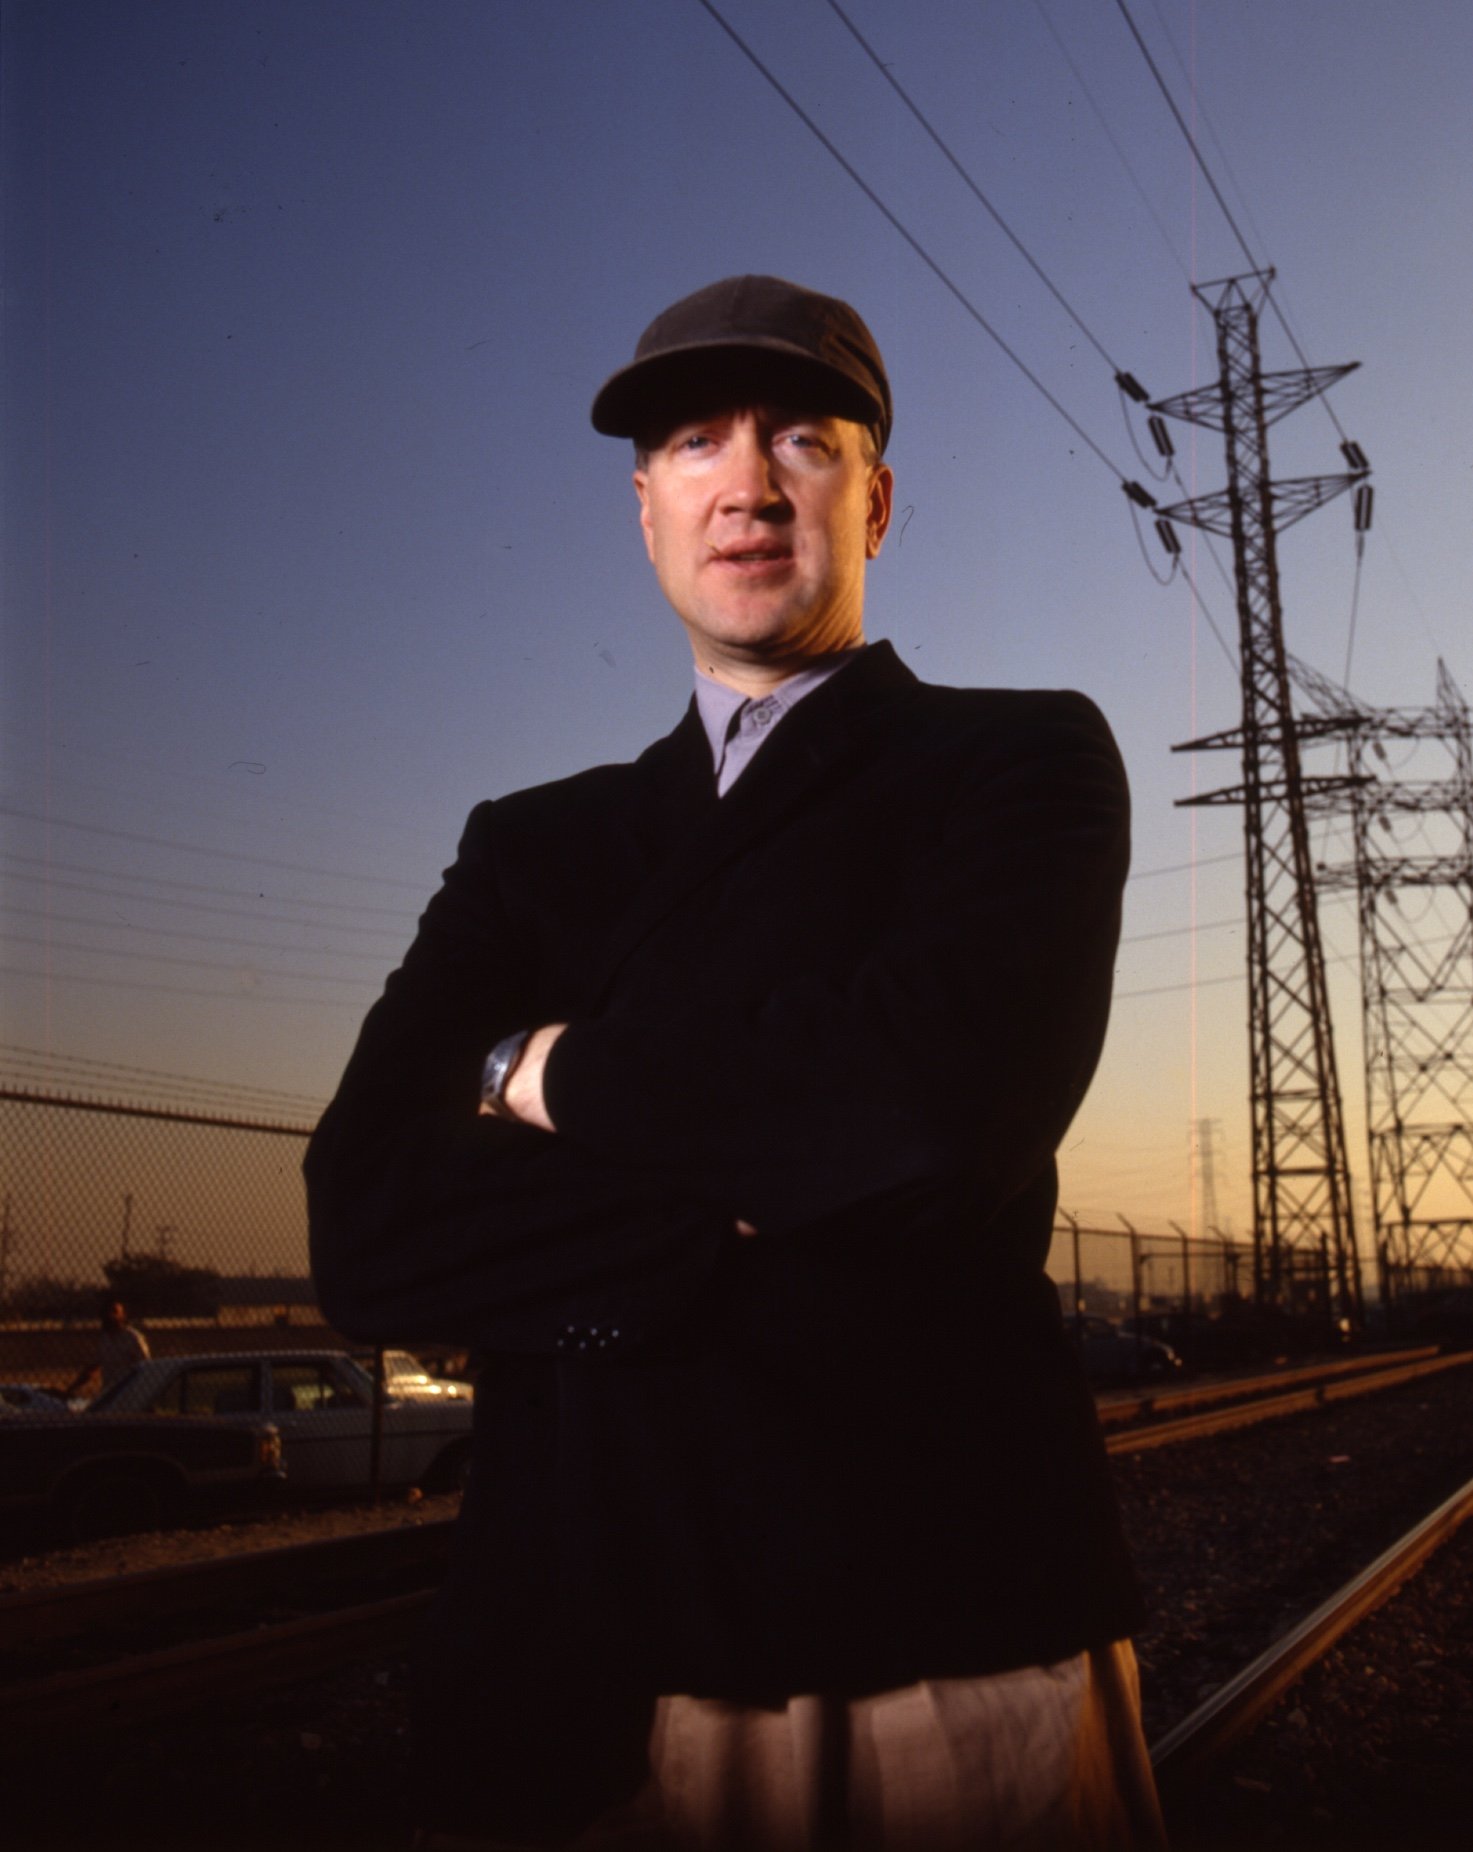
<box><xmin>1150</xmin><ymin>270</ymin><xmax>1367</xmax><ymax>1327</ymax></box>
<box><xmin>1194</xmin><ymin>1116</ymin><xmax>1224</xmax><ymax>1236</ymax></box>
<box><xmin>1290</xmin><ymin>653</ymin><xmax>1473</xmax><ymax>1312</ymax></box>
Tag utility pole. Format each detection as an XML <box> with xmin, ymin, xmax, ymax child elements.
<box><xmin>119</xmin><ymin>1191</ymin><xmax>133</xmax><ymax>1260</ymax></box>
<box><xmin>0</xmin><ymin>1194</ymin><xmax>12</xmax><ymax>1304</ymax></box>
<box><xmin>1152</xmin><ymin>270</ymin><xmax>1367</xmax><ymax>1329</ymax></box>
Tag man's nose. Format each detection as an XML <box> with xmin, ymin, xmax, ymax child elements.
<box><xmin>719</xmin><ymin>426</ymin><xmax>790</xmax><ymax>515</ymax></box>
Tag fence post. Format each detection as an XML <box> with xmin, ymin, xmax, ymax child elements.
<box><xmin>1169</xmin><ymin>1220</ymin><xmax>1192</xmax><ymax>1320</ymax></box>
<box><xmin>1211</xmin><ymin>1226</ymin><xmax>1236</xmax><ymax>1302</ymax></box>
<box><xmin>1118</xmin><ymin>1214</ymin><xmax>1142</xmax><ymax>1372</ymax></box>
<box><xmin>1065</xmin><ymin>1212</ymin><xmax>1083</xmax><ymax>1340</ymax></box>
<box><xmin>369</xmin><ymin>1343</ymin><xmax>386</xmax><ymax>1506</ymax></box>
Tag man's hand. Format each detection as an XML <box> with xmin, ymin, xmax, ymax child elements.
<box><xmin>477</xmin><ymin>1023</ymin><xmax>566</xmax><ymax>1131</ymax></box>
<box><xmin>478</xmin><ymin>1026</ymin><xmax>759</xmax><ymax>1234</ymax></box>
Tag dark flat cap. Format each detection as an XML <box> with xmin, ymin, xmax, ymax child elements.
<box><xmin>591</xmin><ymin>275</ymin><xmax>892</xmax><ymax>452</ymax></box>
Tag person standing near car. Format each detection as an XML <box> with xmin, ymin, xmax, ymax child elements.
<box><xmin>65</xmin><ymin>1296</ymin><xmax>150</xmax><ymax>1401</ymax></box>
<box><xmin>308</xmin><ymin>275</ymin><xmax>1163</xmax><ymax>1849</ymax></box>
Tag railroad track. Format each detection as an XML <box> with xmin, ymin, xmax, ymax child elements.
<box><xmin>0</xmin><ymin>1520</ymin><xmax>450</xmax><ymax>1750</ymax></box>
<box><xmin>1149</xmin><ymin>1466</ymin><xmax>1473</xmax><ymax>1797</ymax></box>
<box><xmin>1093</xmin><ymin>1342</ymin><xmax>1445</xmax><ymax>1427</ymax></box>
<box><xmin>1101</xmin><ymin>1344</ymin><xmax>1473</xmax><ymax>1454</ymax></box>
<box><xmin>2</xmin><ymin>1346</ymin><xmax>1467</xmax><ymax>1756</ymax></box>
<box><xmin>0</xmin><ymin>1515</ymin><xmax>451</xmax><ymax>1653</ymax></box>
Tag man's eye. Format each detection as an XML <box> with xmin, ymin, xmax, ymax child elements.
<box><xmin>781</xmin><ymin>431</ymin><xmax>825</xmax><ymax>452</ymax></box>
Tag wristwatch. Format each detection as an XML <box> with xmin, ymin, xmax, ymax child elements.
<box><xmin>481</xmin><ymin>1028</ymin><xmax>532</xmax><ymax>1115</ymax></box>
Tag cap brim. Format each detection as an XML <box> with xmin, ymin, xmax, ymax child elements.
<box><xmin>591</xmin><ymin>339</ymin><xmax>886</xmax><ymax>443</ymax></box>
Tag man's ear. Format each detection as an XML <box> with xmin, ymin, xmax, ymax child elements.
<box><xmin>633</xmin><ymin>469</ymin><xmax>656</xmax><ymax>564</ymax></box>
<box><xmin>866</xmin><ymin>463</ymin><xmax>895</xmax><ymax>559</ymax></box>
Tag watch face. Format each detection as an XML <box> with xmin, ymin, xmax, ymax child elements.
<box><xmin>483</xmin><ymin>1029</ymin><xmax>529</xmax><ymax>1105</ymax></box>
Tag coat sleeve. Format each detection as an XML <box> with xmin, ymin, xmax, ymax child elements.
<box><xmin>542</xmin><ymin>694</ymin><xmax>1130</xmax><ymax>1235</ymax></box>
<box><xmin>304</xmin><ymin>801</ymin><xmax>729</xmax><ymax>1353</ymax></box>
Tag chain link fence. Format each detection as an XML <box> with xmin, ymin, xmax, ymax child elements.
<box><xmin>6</xmin><ymin>1085</ymin><xmax>1464</xmax><ymax>1548</ymax></box>
<box><xmin>1047</xmin><ymin>1215</ymin><xmax>1295</xmax><ymax>1379</ymax></box>
<box><xmin>0</xmin><ymin>1088</ymin><xmax>475</xmax><ymax>1545</ymax></box>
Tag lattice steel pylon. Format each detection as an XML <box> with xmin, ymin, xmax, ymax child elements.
<box><xmin>1290</xmin><ymin>654</ymin><xmax>1473</xmax><ymax>1311</ymax></box>
<box><xmin>1151</xmin><ymin>271</ymin><xmax>1367</xmax><ymax>1327</ymax></box>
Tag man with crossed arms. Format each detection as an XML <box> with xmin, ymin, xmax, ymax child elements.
<box><xmin>308</xmin><ymin>275</ymin><xmax>1164</xmax><ymax>1850</ymax></box>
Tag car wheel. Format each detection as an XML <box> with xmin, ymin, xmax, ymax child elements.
<box><xmin>422</xmin><ymin>1439</ymin><xmax>473</xmax><ymax>1495</ymax></box>
<box><xmin>62</xmin><ymin>1468</ymin><xmax>173</xmax><ymax>1542</ymax></box>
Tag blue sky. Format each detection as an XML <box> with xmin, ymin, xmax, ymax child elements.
<box><xmin>4</xmin><ymin>0</ymin><xmax>1470</xmax><ymax>1243</ymax></box>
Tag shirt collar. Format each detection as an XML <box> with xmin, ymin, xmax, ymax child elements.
<box><xmin>693</xmin><ymin>647</ymin><xmax>866</xmax><ymax>774</ymax></box>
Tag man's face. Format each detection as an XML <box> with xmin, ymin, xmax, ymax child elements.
<box><xmin>633</xmin><ymin>406</ymin><xmax>893</xmax><ymax>680</ymax></box>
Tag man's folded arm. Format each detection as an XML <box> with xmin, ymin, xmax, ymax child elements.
<box><xmin>305</xmin><ymin>801</ymin><xmax>728</xmax><ymax>1352</ymax></box>
<box><xmin>543</xmin><ymin>697</ymin><xmax>1130</xmax><ymax>1235</ymax></box>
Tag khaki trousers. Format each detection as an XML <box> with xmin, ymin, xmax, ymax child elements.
<box><xmin>418</xmin><ymin>1642</ymin><xmax>1167</xmax><ymax>1852</ymax></box>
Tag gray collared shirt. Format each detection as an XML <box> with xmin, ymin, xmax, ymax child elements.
<box><xmin>694</xmin><ymin>649</ymin><xmax>864</xmax><ymax>796</ymax></box>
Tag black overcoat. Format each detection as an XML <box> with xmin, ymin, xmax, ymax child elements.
<box><xmin>306</xmin><ymin>641</ymin><xmax>1141</xmax><ymax>1834</ymax></box>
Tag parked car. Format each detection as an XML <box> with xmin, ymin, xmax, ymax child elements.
<box><xmin>1076</xmin><ymin>1315</ymin><xmax>1183</xmax><ymax>1387</ymax></box>
<box><xmin>0</xmin><ymin>1409</ymin><xmax>284</xmax><ymax>1540</ymax></box>
<box><xmin>0</xmin><ymin>1382</ymin><xmax>82</xmax><ymax>1416</ymax></box>
<box><xmin>1407</xmin><ymin>1286</ymin><xmax>1473</xmax><ymax>1348</ymax></box>
<box><xmin>351</xmin><ymin>1349</ymin><xmax>476</xmax><ymax>1403</ymax></box>
<box><xmin>1118</xmin><ymin>1313</ymin><xmax>1254</xmax><ymax>1373</ymax></box>
<box><xmin>89</xmin><ymin>1349</ymin><xmax>474</xmax><ymax>1495</ymax></box>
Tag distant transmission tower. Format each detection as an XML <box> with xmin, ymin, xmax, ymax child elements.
<box><xmin>1151</xmin><ymin>270</ymin><xmax>1367</xmax><ymax>1327</ymax></box>
<box><xmin>1289</xmin><ymin>654</ymin><xmax>1473</xmax><ymax>1312</ymax></box>
<box><xmin>1194</xmin><ymin>1116</ymin><xmax>1223</xmax><ymax>1236</ymax></box>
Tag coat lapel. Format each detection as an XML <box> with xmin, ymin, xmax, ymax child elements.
<box><xmin>588</xmin><ymin>643</ymin><xmax>920</xmax><ymax>1001</ymax></box>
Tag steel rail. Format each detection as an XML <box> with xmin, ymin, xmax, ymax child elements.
<box><xmin>0</xmin><ymin>1516</ymin><xmax>452</xmax><ymax>1651</ymax></box>
<box><xmin>1105</xmin><ymin>1348</ymin><xmax>1473</xmax><ymax>1455</ymax></box>
<box><xmin>0</xmin><ymin>1588</ymin><xmax>433</xmax><ymax>1750</ymax></box>
<box><xmin>4</xmin><ymin>1353</ymin><xmax>1459</xmax><ymax>1653</ymax></box>
<box><xmin>1150</xmin><ymin>1468</ymin><xmax>1473</xmax><ymax>1790</ymax></box>
<box><xmin>1093</xmin><ymin>1344</ymin><xmax>1442</xmax><ymax>1427</ymax></box>
<box><xmin>4</xmin><ymin>1353</ymin><xmax>1469</xmax><ymax>1756</ymax></box>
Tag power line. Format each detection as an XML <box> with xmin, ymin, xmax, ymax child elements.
<box><xmin>1109</xmin><ymin>0</ymin><xmax>1350</xmax><ymax>448</ymax></box>
<box><xmin>1177</xmin><ymin>556</ymin><xmax>1238</xmax><ymax>675</ymax></box>
<box><xmin>1114</xmin><ymin>910</ymin><xmax>1461</xmax><ymax>1006</ymax></box>
<box><xmin>1109</xmin><ymin>0</ymin><xmax>1261</xmax><ymax>277</ymax></box>
<box><xmin>1030</xmin><ymin>0</ymin><xmax>1190</xmax><ymax>283</ymax></box>
<box><xmin>0</xmin><ymin>853</ymin><xmax>420</xmax><ymax>924</ymax></box>
<box><xmin>822</xmin><ymin>0</ymin><xmax>1124</xmax><ymax>376</ymax></box>
<box><xmin>2</xmin><ymin>931</ymin><xmax>373</xmax><ymax>986</ymax></box>
<box><xmin>0</xmin><ymin>1043</ymin><xmax>327</xmax><ymax>1114</ymax></box>
<box><xmin>0</xmin><ymin>807</ymin><xmax>428</xmax><ymax>890</ymax></box>
<box><xmin>1143</xmin><ymin>0</ymin><xmax>1274</xmax><ymax>268</ymax></box>
<box><xmin>1120</xmin><ymin>915</ymin><xmax>1241</xmax><ymax>947</ymax></box>
<box><xmin>693</xmin><ymin>0</ymin><xmax>1132</xmax><ymax>483</ymax></box>
<box><xmin>1128</xmin><ymin>851</ymin><xmax>1238</xmax><ymax>881</ymax></box>
<box><xmin>2</xmin><ymin>965</ymin><xmax>368</xmax><ymax>1010</ymax></box>
<box><xmin>1</xmin><ymin>901</ymin><xmax>398</xmax><ymax>963</ymax></box>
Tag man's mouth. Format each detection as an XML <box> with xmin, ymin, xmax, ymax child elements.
<box><xmin>709</xmin><ymin>544</ymin><xmax>793</xmax><ymax>564</ymax></box>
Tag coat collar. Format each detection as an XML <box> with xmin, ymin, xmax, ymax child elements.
<box><xmin>592</xmin><ymin>641</ymin><xmax>920</xmax><ymax>999</ymax></box>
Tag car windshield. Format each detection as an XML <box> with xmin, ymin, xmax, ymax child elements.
<box><xmin>382</xmin><ymin>1351</ymin><xmax>428</xmax><ymax>1377</ymax></box>
<box><xmin>87</xmin><ymin>1371</ymin><xmax>138</xmax><ymax>1411</ymax></box>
